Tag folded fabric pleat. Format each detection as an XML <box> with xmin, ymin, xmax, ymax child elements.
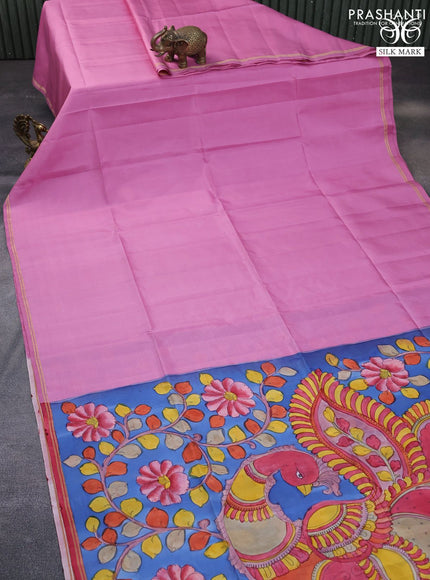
<box><xmin>124</xmin><ymin>0</ymin><xmax>374</xmax><ymax>76</ymax></box>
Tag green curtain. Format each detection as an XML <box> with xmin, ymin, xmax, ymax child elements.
<box><xmin>1</xmin><ymin>0</ymin><xmax>429</xmax><ymax>59</ymax></box>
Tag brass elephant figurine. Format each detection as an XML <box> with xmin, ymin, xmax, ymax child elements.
<box><xmin>150</xmin><ymin>25</ymin><xmax>207</xmax><ymax>69</ymax></box>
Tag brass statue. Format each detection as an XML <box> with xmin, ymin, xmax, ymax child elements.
<box><xmin>13</xmin><ymin>114</ymin><xmax>48</xmax><ymax>167</ymax></box>
<box><xmin>151</xmin><ymin>25</ymin><xmax>207</xmax><ymax>69</ymax></box>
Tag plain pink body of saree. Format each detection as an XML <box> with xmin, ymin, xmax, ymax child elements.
<box><xmin>7</xmin><ymin>0</ymin><xmax>430</xmax><ymax>403</ymax></box>
<box><xmin>5</xmin><ymin>1</ymin><xmax>430</xmax><ymax>579</ymax></box>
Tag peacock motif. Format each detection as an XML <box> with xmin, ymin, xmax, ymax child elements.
<box><xmin>218</xmin><ymin>369</ymin><xmax>430</xmax><ymax>580</ymax></box>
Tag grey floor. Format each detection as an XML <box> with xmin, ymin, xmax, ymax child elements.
<box><xmin>0</xmin><ymin>58</ymin><xmax>429</xmax><ymax>580</ymax></box>
<box><xmin>0</xmin><ymin>61</ymin><xmax>62</xmax><ymax>579</ymax></box>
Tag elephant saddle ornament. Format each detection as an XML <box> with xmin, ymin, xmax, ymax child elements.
<box><xmin>150</xmin><ymin>25</ymin><xmax>208</xmax><ymax>69</ymax></box>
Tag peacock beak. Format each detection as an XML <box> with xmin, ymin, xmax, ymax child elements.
<box><xmin>297</xmin><ymin>484</ymin><xmax>312</xmax><ymax>496</ymax></box>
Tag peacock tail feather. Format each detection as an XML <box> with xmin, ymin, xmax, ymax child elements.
<box><xmin>289</xmin><ymin>370</ymin><xmax>427</xmax><ymax>497</ymax></box>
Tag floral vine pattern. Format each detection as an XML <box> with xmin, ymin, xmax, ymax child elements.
<box><xmin>54</xmin><ymin>331</ymin><xmax>430</xmax><ymax>580</ymax></box>
<box><xmin>324</xmin><ymin>335</ymin><xmax>430</xmax><ymax>404</ymax></box>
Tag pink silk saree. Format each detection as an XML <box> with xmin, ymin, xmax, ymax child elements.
<box><xmin>5</xmin><ymin>1</ymin><xmax>430</xmax><ymax>579</ymax></box>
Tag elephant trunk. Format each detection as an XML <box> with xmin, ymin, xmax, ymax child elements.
<box><xmin>150</xmin><ymin>27</ymin><xmax>167</xmax><ymax>56</ymax></box>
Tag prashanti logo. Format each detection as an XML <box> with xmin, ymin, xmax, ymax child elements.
<box><xmin>348</xmin><ymin>9</ymin><xmax>426</xmax><ymax>56</ymax></box>
<box><xmin>379</xmin><ymin>17</ymin><xmax>422</xmax><ymax>45</ymax></box>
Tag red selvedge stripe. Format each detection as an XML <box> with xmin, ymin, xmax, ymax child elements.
<box><xmin>41</xmin><ymin>403</ymin><xmax>87</xmax><ymax>580</ymax></box>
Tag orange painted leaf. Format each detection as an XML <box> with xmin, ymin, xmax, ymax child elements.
<box><xmin>270</xmin><ymin>405</ymin><xmax>287</xmax><ymax>419</ymax></box>
<box><xmin>106</xmin><ymin>462</ymin><xmax>127</xmax><ymax>477</ymax></box>
<box><xmin>184</xmin><ymin>409</ymin><xmax>205</xmax><ymax>422</ymax></box>
<box><xmin>404</xmin><ymin>353</ymin><xmax>421</xmax><ymax>365</ymax></box>
<box><xmin>175</xmin><ymin>381</ymin><xmax>193</xmax><ymax>395</ymax></box>
<box><xmin>146</xmin><ymin>415</ymin><xmax>162</xmax><ymax>429</ymax></box>
<box><xmin>135</xmin><ymin>404</ymin><xmax>151</xmax><ymax>415</ymax></box>
<box><xmin>206</xmin><ymin>475</ymin><xmax>223</xmax><ymax>493</ymax></box>
<box><xmin>228</xmin><ymin>445</ymin><xmax>246</xmax><ymax>459</ymax></box>
<box><xmin>414</xmin><ymin>336</ymin><xmax>430</xmax><ymax>347</ymax></box>
<box><xmin>263</xmin><ymin>376</ymin><xmax>286</xmax><ymax>388</ymax></box>
<box><xmin>82</xmin><ymin>479</ymin><xmax>103</xmax><ymax>494</ymax></box>
<box><xmin>61</xmin><ymin>402</ymin><xmax>76</xmax><ymax>414</ymax></box>
<box><xmin>112</xmin><ymin>429</ymin><xmax>125</xmax><ymax>443</ymax></box>
<box><xmin>81</xmin><ymin>537</ymin><xmax>102</xmax><ymax>551</ymax></box>
<box><xmin>189</xmin><ymin>531</ymin><xmax>211</xmax><ymax>551</ymax></box>
<box><xmin>83</xmin><ymin>447</ymin><xmax>96</xmax><ymax>460</ymax></box>
<box><xmin>102</xmin><ymin>528</ymin><xmax>118</xmax><ymax>544</ymax></box>
<box><xmin>244</xmin><ymin>419</ymin><xmax>260</xmax><ymax>434</ymax></box>
<box><xmin>209</xmin><ymin>415</ymin><xmax>225</xmax><ymax>428</ymax></box>
<box><xmin>182</xmin><ymin>442</ymin><xmax>203</xmax><ymax>463</ymax></box>
<box><xmin>343</xmin><ymin>358</ymin><xmax>361</xmax><ymax>370</ymax></box>
<box><xmin>104</xmin><ymin>512</ymin><xmax>127</xmax><ymax>528</ymax></box>
<box><xmin>146</xmin><ymin>507</ymin><xmax>169</xmax><ymax>528</ymax></box>
<box><xmin>261</xmin><ymin>362</ymin><xmax>276</xmax><ymax>376</ymax></box>
<box><xmin>379</xmin><ymin>390</ymin><xmax>395</xmax><ymax>405</ymax></box>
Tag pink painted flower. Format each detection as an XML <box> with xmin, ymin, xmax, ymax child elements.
<box><xmin>66</xmin><ymin>403</ymin><xmax>116</xmax><ymax>441</ymax></box>
<box><xmin>361</xmin><ymin>357</ymin><xmax>409</xmax><ymax>392</ymax></box>
<box><xmin>137</xmin><ymin>460</ymin><xmax>189</xmax><ymax>505</ymax></box>
<box><xmin>153</xmin><ymin>565</ymin><xmax>204</xmax><ymax>580</ymax></box>
<box><xmin>202</xmin><ymin>378</ymin><xmax>255</xmax><ymax>417</ymax></box>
